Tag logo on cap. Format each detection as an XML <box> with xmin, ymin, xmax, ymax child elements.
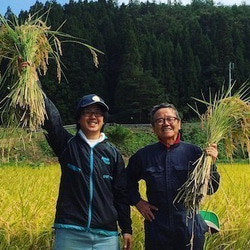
<box><xmin>92</xmin><ymin>96</ymin><xmax>101</xmax><ymax>102</ymax></box>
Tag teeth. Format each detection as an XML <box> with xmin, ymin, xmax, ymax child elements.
<box><xmin>163</xmin><ymin>127</ymin><xmax>171</xmax><ymax>131</ymax></box>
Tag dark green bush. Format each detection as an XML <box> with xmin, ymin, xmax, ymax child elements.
<box><xmin>181</xmin><ymin>122</ymin><xmax>206</xmax><ymax>147</ymax></box>
<box><xmin>106</xmin><ymin>125</ymin><xmax>156</xmax><ymax>157</ymax></box>
<box><xmin>38</xmin><ymin>140</ymin><xmax>55</xmax><ymax>157</ymax></box>
<box><xmin>105</xmin><ymin>124</ymin><xmax>132</xmax><ymax>147</ymax></box>
<box><xmin>1</xmin><ymin>123</ymin><xmax>248</xmax><ymax>165</ymax></box>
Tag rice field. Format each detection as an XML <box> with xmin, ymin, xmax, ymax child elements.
<box><xmin>0</xmin><ymin>162</ymin><xmax>249</xmax><ymax>249</ymax></box>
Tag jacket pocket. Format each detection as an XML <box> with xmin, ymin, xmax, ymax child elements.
<box><xmin>172</xmin><ymin>164</ymin><xmax>190</xmax><ymax>189</ymax></box>
<box><xmin>66</xmin><ymin>163</ymin><xmax>81</xmax><ymax>172</ymax></box>
<box><xmin>145</xmin><ymin>165</ymin><xmax>165</xmax><ymax>191</ymax></box>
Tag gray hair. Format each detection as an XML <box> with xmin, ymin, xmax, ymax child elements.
<box><xmin>150</xmin><ymin>103</ymin><xmax>181</xmax><ymax>124</ymax></box>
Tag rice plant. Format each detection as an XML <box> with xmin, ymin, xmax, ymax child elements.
<box><xmin>1</xmin><ymin>163</ymin><xmax>250</xmax><ymax>249</ymax></box>
<box><xmin>174</xmin><ymin>83</ymin><xmax>250</xmax><ymax>216</ymax></box>
<box><xmin>0</xmin><ymin>10</ymin><xmax>102</xmax><ymax>132</ymax></box>
<box><xmin>202</xmin><ymin>163</ymin><xmax>250</xmax><ymax>249</ymax></box>
<box><xmin>0</xmin><ymin>164</ymin><xmax>60</xmax><ymax>249</ymax></box>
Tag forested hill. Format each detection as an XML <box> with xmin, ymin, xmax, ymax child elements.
<box><xmin>2</xmin><ymin>0</ymin><xmax>250</xmax><ymax>124</ymax></box>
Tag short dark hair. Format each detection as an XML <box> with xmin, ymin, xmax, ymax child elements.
<box><xmin>150</xmin><ymin>103</ymin><xmax>180</xmax><ymax>125</ymax></box>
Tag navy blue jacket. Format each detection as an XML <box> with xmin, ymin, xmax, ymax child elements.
<box><xmin>43</xmin><ymin>98</ymin><xmax>132</xmax><ymax>235</ymax></box>
<box><xmin>126</xmin><ymin>141</ymin><xmax>220</xmax><ymax>249</ymax></box>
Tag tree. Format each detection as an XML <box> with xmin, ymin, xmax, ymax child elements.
<box><xmin>114</xmin><ymin>69</ymin><xmax>165</xmax><ymax>123</ymax></box>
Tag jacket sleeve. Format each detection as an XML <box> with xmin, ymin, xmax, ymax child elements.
<box><xmin>42</xmin><ymin>96</ymin><xmax>72</xmax><ymax>157</ymax></box>
<box><xmin>126</xmin><ymin>152</ymin><xmax>143</xmax><ymax>206</ymax></box>
<box><xmin>112</xmin><ymin>150</ymin><xmax>132</xmax><ymax>235</ymax></box>
<box><xmin>207</xmin><ymin>163</ymin><xmax>220</xmax><ymax>195</ymax></box>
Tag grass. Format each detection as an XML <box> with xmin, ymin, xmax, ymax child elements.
<box><xmin>0</xmin><ymin>163</ymin><xmax>250</xmax><ymax>249</ymax></box>
<box><xmin>0</xmin><ymin>164</ymin><xmax>59</xmax><ymax>249</ymax></box>
<box><xmin>202</xmin><ymin>163</ymin><xmax>250</xmax><ymax>249</ymax></box>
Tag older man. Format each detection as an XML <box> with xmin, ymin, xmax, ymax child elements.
<box><xmin>126</xmin><ymin>103</ymin><xmax>220</xmax><ymax>250</ymax></box>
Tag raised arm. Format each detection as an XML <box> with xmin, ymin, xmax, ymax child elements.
<box><xmin>42</xmin><ymin>96</ymin><xmax>72</xmax><ymax>157</ymax></box>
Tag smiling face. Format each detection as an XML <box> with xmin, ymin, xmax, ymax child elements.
<box><xmin>152</xmin><ymin>107</ymin><xmax>181</xmax><ymax>145</ymax></box>
<box><xmin>78</xmin><ymin>104</ymin><xmax>105</xmax><ymax>139</ymax></box>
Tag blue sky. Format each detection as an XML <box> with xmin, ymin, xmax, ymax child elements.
<box><xmin>0</xmin><ymin>0</ymin><xmax>249</xmax><ymax>15</ymax></box>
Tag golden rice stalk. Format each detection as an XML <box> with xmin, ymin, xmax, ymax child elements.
<box><xmin>174</xmin><ymin>82</ymin><xmax>250</xmax><ymax>215</ymax></box>
<box><xmin>0</xmin><ymin>11</ymin><xmax>102</xmax><ymax>131</ymax></box>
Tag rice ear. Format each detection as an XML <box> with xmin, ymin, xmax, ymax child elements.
<box><xmin>0</xmin><ymin>10</ymin><xmax>101</xmax><ymax>131</ymax></box>
<box><xmin>174</xmin><ymin>82</ymin><xmax>250</xmax><ymax>215</ymax></box>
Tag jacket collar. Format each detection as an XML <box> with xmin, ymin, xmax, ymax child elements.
<box><xmin>158</xmin><ymin>133</ymin><xmax>180</xmax><ymax>149</ymax></box>
<box><xmin>78</xmin><ymin>130</ymin><xmax>106</xmax><ymax>147</ymax></box>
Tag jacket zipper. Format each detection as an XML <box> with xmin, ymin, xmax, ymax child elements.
<box><xmin>87</xmin><ymin>148</ymin><xmax>94</xmax><ymax>231</ymax></box>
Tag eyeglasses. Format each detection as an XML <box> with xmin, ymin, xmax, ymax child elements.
<box><xmin>81</xmin><ymin>109</ymin><xmax>104</xmax><ymax>117</ymax></box>
<box><xmin>153</xmin><ymin>117</ymin><xmax>179</xmax><ymax>125</ymax></box>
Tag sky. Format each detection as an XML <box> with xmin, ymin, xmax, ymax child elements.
<box><xmin>0</xmin><ymin>0</ymin><xmax>249</xmax><ymax>16</ymax></box>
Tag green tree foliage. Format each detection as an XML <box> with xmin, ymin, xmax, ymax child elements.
<box><xmin>1</xmin><ymin>1</ymin><xmax>250</xmax><ymax>124</ymax></box>
<box><xmin>114</xmin><ymin>69</ymin><xmax>164</xmax><ymax>123</ymax></box>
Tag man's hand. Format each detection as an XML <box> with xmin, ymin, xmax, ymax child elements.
<box><xmin>18</xmin><ymin>57</ymin><xmax>29</xmax><ymax>74</ymax></box>
<box><xmin>205</xmin><ymin>143</ymin><xmax>218</xmax><ymax>163</ymax></box>
<box><xmin>136</xmin><ymin>199</ymin><xmax>158</xmax><ymax>221</ymax></box>
<box><xmin>123</xmin><ymin>233</ymin><xmax>132</xmax><ymax>250</ymax></box>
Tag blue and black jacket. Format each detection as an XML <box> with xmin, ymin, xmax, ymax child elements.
<box><xmin>43</xmin><ymin>98</ymin><xmax>132</xmax><ymax>236</ymax></box>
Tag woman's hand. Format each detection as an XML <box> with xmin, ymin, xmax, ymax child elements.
<box><xmin>122</xmin><ymin>233</ymin><xmax>132</xmax><ymax>250</ymax></box>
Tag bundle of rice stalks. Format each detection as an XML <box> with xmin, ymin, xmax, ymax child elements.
<box><xmin>174</xmin><ymin>83</ymin><xmax>250</xmax><ymax>215</ymax></box>
<box><xmin>0</xmin><ymin>11</ymin><xmax>101</xmax><ymax>131</ymax></box>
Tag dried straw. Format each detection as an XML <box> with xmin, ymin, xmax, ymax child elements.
<box><xmin>173</xmin><ymin>83</ymin><xmax>250</xmax><ymax>249</ymax></box>
<box><xmin>174</xmin><ymin>83</ymin><xmax>250</xmax><ymax>214</ymax></box>
<box><xmin>0</xmin><ymin>11</ymin><xmax>102</xmax><ymax>131</ymax></box>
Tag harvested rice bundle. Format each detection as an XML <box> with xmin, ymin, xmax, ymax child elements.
<box><xmin>174</xmin><ymin>83</ymin><xmax>250</xmax><ymax>215</ymax></box>
<box><xmin>0</xmin><ymin>12</ymin><xmax>101</xmax><ymax>131</ymax></box>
